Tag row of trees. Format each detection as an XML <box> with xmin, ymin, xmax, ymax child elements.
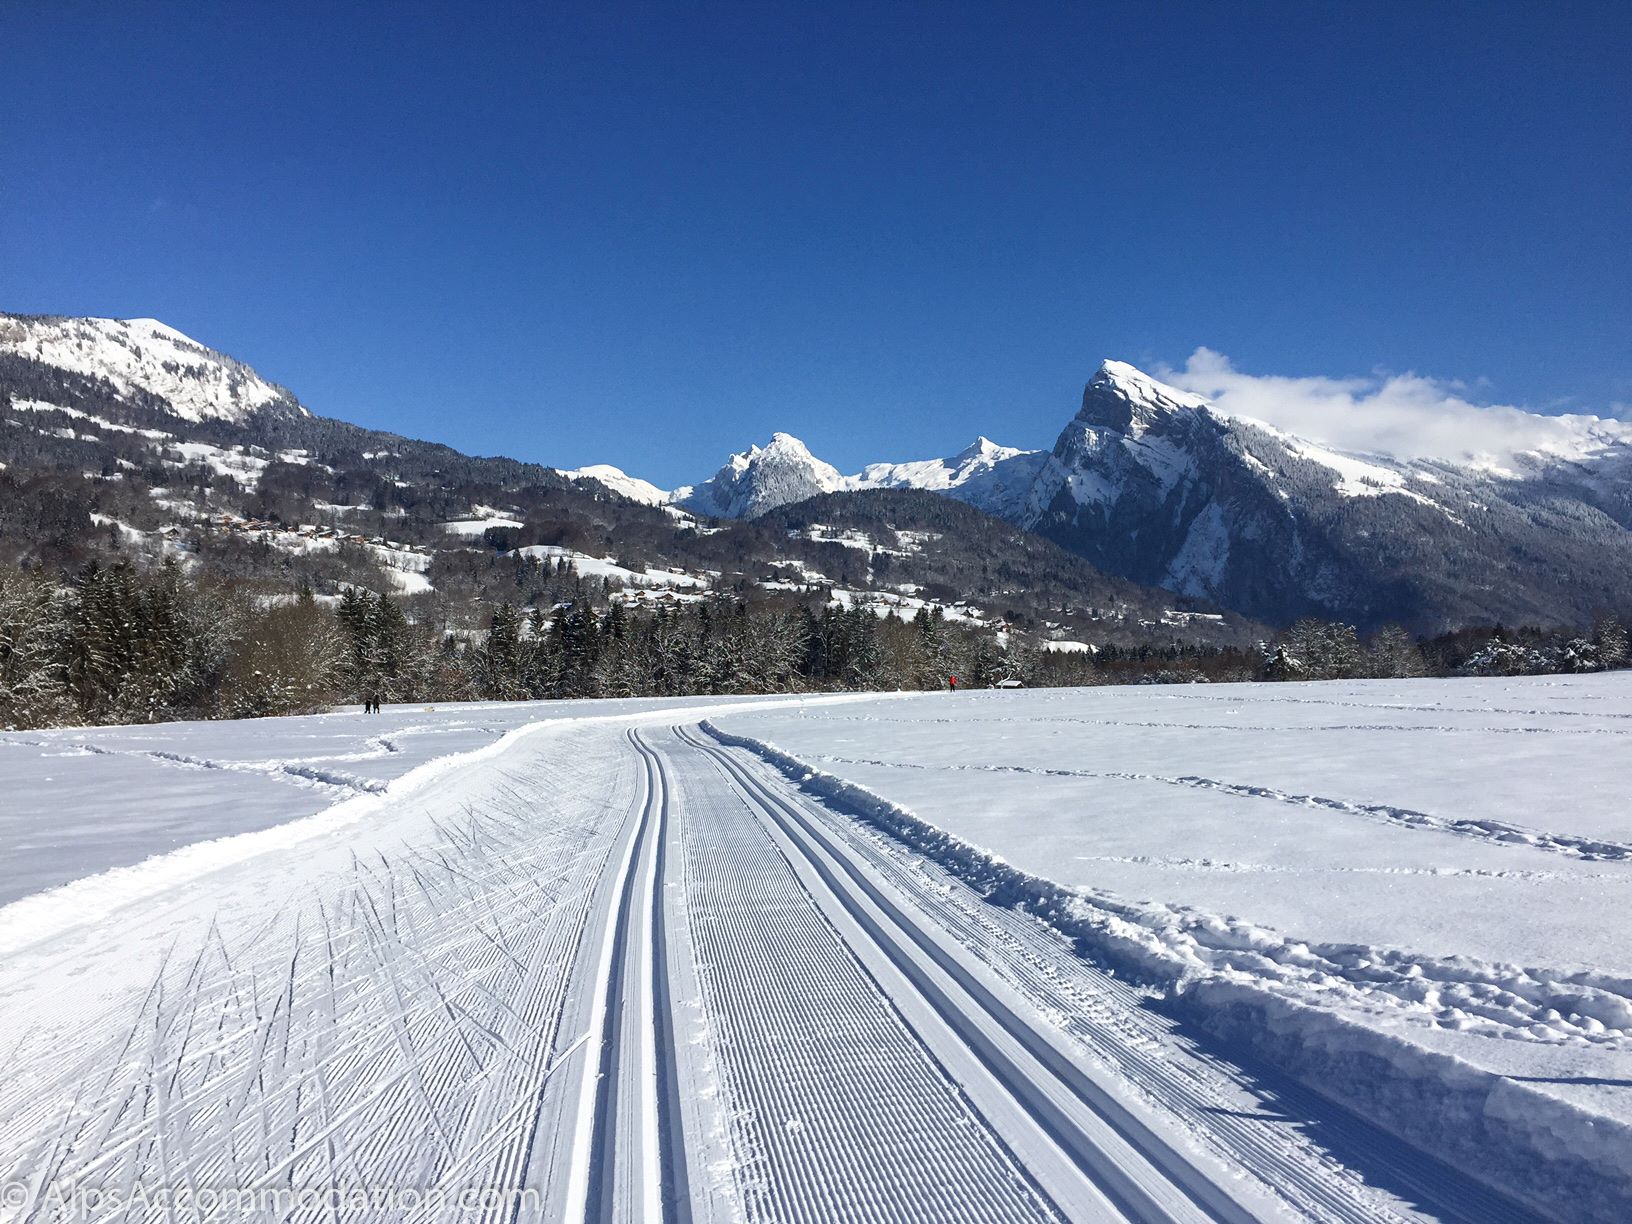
<box><xmin>0</xmin><ymin>563</ymin><xmax>1011</xmax><ymax>729</ymax></box>
<box><xmin>1262</xmin><ymin>616</ymin><xmax>1630</xmax><ymax>682</ymax></box>
<box><xmin>4</xmin><ymin>561</ymin><xmax>1630</xmax><ymax>731</ymax></box>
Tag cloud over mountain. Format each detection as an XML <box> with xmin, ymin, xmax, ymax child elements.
<box><xmin>1161</xmin><ymin>347</ymin><xmax>1629</xmax><ymax>468</ymax></box>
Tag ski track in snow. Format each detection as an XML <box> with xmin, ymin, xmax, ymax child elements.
<box><xmin>0</xmin><ymin>722</ymin><xmax>527</xmax><ymax>800</ymax></box>
<box><xmin>675</xmin><ymin>727</ymin><xmax>1548</xmax><ymax>1223</ymax></box>
<box><xmin>671</xmin><ymin>730</ymin><xmax>1064</xmax><ymax>1223</ymax></box>
<box><xmin>679</xmin><ymin>733</ymin><xmax>1528</xmax><ymax>1224</ymax></box>
<box><xmin>803</xmin><ymin>711</ymin><xmax>1632</xmax><ymax>738</ymax></box>
<box><xmin>0</xmin><ymin>701</ymin><xmax>1588</xmax><ymax>1222</ymax></box>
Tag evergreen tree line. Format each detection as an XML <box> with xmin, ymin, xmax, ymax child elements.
<box><xmin>3</xmin><ymin>561</ymin><xmax>1629</xmax><ymax>731</ymax></box>
<box><xmin>1262</xmin><ymin>616</ymin><xmax>1631</xmax><ymax>682</ymax></box>
<box><xmin>0</xmin><ymin>562</ymin><xmax>1012</xmax><ymax>729</ymax></box>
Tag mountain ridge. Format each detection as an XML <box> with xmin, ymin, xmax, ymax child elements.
<box><xmin>6</xmin><ymin>311</ymin><xmax>1632</xmax><ymax>631</ymax></box>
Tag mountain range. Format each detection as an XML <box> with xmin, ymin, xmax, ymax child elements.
<box><xmin>569</xmin><ymin>360</ymin><xmax>1632</xmax><ymax>632</ymax></box>
<box><xmin>5</xmin><ymin>310</ymin><xmax>1632</xmax><ymax>634</ymax></box>
<box><xmin>0</xmin><ymin>312</ymin><xmax>1243</xmax><ymax>653</ymax></box>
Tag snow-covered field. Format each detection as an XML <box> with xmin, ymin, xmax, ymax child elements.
<box><xmin>0</xmin><ymin>677</ymin><xmax>1624</xmax><ymax>1220</ymax></box>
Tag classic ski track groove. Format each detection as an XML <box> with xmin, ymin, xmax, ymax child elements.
<box><xmin>574</xmin><ymin>729</ymin><xmax>691</xmax><ymax>1224</ymax></box>
<box><xmin>667</xmin><ymin>729</ymin><xmax>1065</xmax><ymax>1223</ymax></box>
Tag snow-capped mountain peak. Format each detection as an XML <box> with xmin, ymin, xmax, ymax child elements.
<box><xmin>677</xmin><ymin>432</ymin><xmax>847</xmax><ymax>519</ymax></box>
<box><xmin>852</xmin><ymin>434</ymin><xmax>1046</xmax><ymax>519</ymax></box>
<box><xmin>1077</xmin><ymin>359</ymin><xmax>1213</xmax><ymax>436</ymax></box>
<box><xmin>735</xmin><ymin>431</ymin><xmax>822</xmax><ymax>468</ymax></box>
<box><xmin>953</xmin><ymin>435</ymin><xmax>1025</xmax><ymax>464</ymax></box>
<box><xmin>0</xmin><ymin>313</ymin><xmax>307</xmax><ymax>424</ymax></box>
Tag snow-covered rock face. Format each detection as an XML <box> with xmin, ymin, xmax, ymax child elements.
<box><xmin>0</xmin><ymin>314</ymin><xmax>306</xmax><ymax>424</ymax></box>
<box><xmin>1023</xmin><ymin>361</ymin><xmax>1224</xmax><ymax>524</ymax></box>
<box><xmin>1009</xmin><ymin>358</ymin><xmax>1632</xmax><ymax>629</ymax></box>
<box><xmin>677</xmin><ymin>432</ymin><xmax>848</xmax><ymax>519</ymax></box>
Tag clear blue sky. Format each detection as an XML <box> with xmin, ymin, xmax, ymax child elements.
<box><xmin>4</xmin><ymin>1</ymin><xmax>1628</xmax><ymax>485</ymax></box>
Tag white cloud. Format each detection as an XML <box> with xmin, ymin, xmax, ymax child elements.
<box><xmin>1158</xmin><ymin>348</ymin><xmax>1629</xmax><ymax>467</ymax></box>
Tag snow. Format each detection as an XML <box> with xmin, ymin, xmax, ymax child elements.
<box><xmin>86</xmin><ymin>512</ymin><xmax>146</xmax><ymax>545</ymax></box>
<box><xmin>442</xmin><ymin>506</ymin><xmax>526</xmax><ymax>536</ymax></box>
<box><xmin>384</xmin><ymin>567</ymin><xmax>434</xmax><ymax>594</ymax></box>
<box><xmin>0</xmin><ymin>314</ymin><xmax>304</xmax><ymax>423</ymax></box>
<box><xmin>165</xmin><ymin>439</ymin><xmax>271</xmax><ymax>485</ymax></box>
<box><xmin>7</xmin><ymin>398</ymin><xmax>174</xmax><ymax>439</ymax></box>
<box><xmin>825</xmin><ymin>586</ymin><xmax>994</xmax><ymax>628</ymax></box>
<box><xmin>1287</xmin><ymin>441</ymin><xmax>1452</xmax><ymax>514</ymax></box>
<box><xmin>708</xmin><ymin>674</ymin><xmax>1632</xmax><ymax>1213</ymax></box>
<box><xmin>855</xmin><ymin>436</ymin><xmax>1025</xmax><ymax>490</ymax></box>
<box><xmin>511</xmin><ymin>544</ymin><xmax>710</xmax><ymax>588</ymax></box>
<box><xmin>851</xmin><ymin>437</ymin><xmax>1048</xmax><ymax>517</ymax></box>
<box><xmin>678</xmin><ymin>432</ymin><xmax>849</xmax><ymax>519</ymax></box>
<box><xmin>0</xmin><ymin>681</ymin><xmax>1615</xmax><ymax>1218</ymax></box>
<box><xmin>1162</xmin><ymin>503</ymin><xmax>1232</xmax><ymax>595</ymax></box>
<box><xmin>1093</xmin><ymin>360</ymin><xmax>1214</xmax><ymax>420</ymax></box>
<box><xmin>561</xmin><ymin>463</ymin><xmax>671</xmax><ymax>506</ymax></box>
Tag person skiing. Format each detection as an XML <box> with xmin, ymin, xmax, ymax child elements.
<box><xmin>948</xmin><ymin>674</ymin><xmax>958</xmax><ymax>692</ymax></box>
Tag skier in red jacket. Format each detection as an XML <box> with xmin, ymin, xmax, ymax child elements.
<box><xmin>948</xmin><ymin>675</ymin><xmax>958</xmax><ymax>692</ymax></box>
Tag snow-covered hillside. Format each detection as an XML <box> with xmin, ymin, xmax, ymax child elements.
<box><xmin>561</xmin><ymin>462</ymin><xmax>672</xmax><ymax>506</ymax></box>
<box><xmin>0</xmin><ymin>313</ymin><xmax>306</xmax><ymax>423</ymax></box>
<box><xmin>1</xmin><ymin>677</ymin><xmax>1624</xmax><ymax>1219</ymax></box>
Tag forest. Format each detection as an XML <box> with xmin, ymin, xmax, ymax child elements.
<box><xmin>2</xmin><ymin>559</ymin><xmax>1627</xmax><ymax>731</ymax></box>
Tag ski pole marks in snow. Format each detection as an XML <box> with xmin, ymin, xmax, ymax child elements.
<box><xmin>0</xmin><ymin>738</ymin><xmax>633</xmax><ymax>1224</ymax></box>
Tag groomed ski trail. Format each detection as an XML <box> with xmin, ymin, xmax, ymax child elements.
<box><xmin>0</xmin><ymin>705</ymin><xmax>1554</xmax><ymax>1223</ymax></box>
<box><xmin>667</xmin><ymin>724</ymin><xmax>1545</xmax><ymax>1224</ymax></box>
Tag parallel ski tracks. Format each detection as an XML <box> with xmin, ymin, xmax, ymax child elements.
<box><xmin>669</xmin><ymin>730</ymin><xmax>1060</xmax><ymax>1223</ymax></box>
<box><xmin>676</xmin><ymin>725</ymin><xmax>1252</xmax><ymax>1223</ymax></box>
<box><xmin>559</xmin><ymin>728</ymin><xmax>690</xmax><ymax>1224</ymax></box>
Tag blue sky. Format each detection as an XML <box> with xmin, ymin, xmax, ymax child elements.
<box><xmin>3</xmin><ymin>1</ymin><xmax>1628</xmax><ymax>485</ymax></box>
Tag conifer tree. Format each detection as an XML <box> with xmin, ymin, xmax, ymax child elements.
<box><xmin>0</xmin><ymin>567</ymin><xmax>74</xmax><ymax>729</ymax></box>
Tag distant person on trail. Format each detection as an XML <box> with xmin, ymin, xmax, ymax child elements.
<box><xmin>948</xmin><ymin>675</ymin><xmax>958</xmax><ymax>692</ymax></box>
